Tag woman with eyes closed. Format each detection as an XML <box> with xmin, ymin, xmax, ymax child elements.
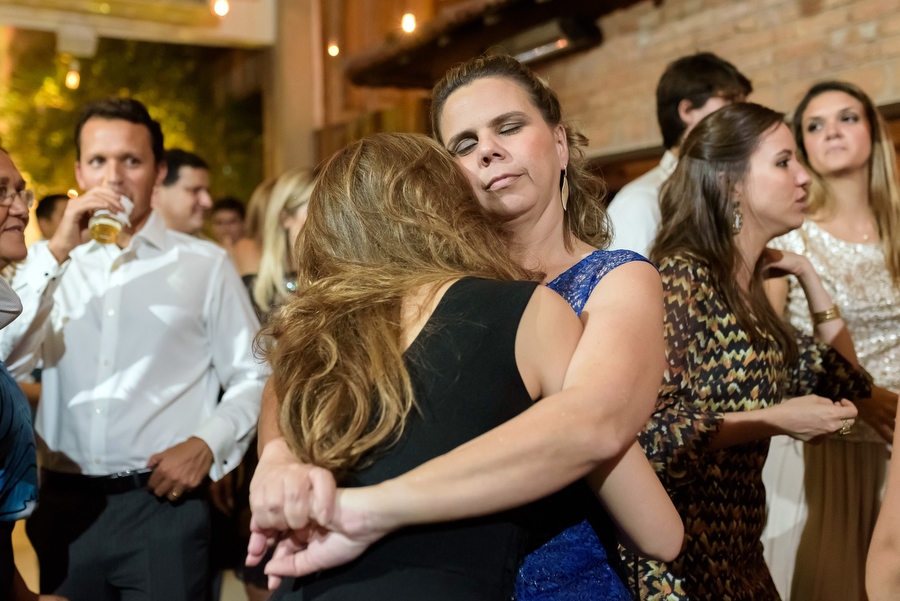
<box><xmin>762</xmin><ymin>81</ymin><xmax>899</xmax><ymax>601</ymax></box>
<box><xmin>248</xmin><ymin>54</ymin><xmax>680</xmax><ymax>600</ymax></box>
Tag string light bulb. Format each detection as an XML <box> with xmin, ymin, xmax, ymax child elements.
<box><xmin>327</xmin><ymin>44</ymin><xmax>340</xmax><ymax>57</ymax></box>
<box><xmin>213</xmin><ymin>0</ymin><xmax>229</xmax><ymax>17</ymax></box>
<box><xmin>67</xmin><ymin>189</ymin><xmax>79</xmax><ymax>198</ymax></box>
<box><xmin>401</xmin><ymin>13</ymin><xmax>416</xmax><ymax>33</ymax></box>
<box><xmin>65</xmin><ymin>59</ymin><xmax>81</xmax><ymax>90</ymax></box>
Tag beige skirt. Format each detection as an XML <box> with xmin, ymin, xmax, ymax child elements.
<box><xmin>762</xmin><ymin>435</ymin><xmax>889</xmax><ymax>600</ymax></box>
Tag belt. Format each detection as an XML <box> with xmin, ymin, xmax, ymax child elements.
<box><xmin>41</xmin><ymin>468</ymin><xmax>153</xmax><ymax>496</ymax></box>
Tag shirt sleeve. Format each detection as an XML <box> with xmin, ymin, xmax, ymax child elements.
<box><xmin>639</xmin><ymin>258</ymin><xmax>723</xmax><ymax>491</ymax></box>
<box><xmin>785</xmin><ymin>332</ymin><xmax>873</xmax><ymax>402</ymax></box>
<box><xmin>1</xmin><ymin>242</ymin><xmax>67</xmax><ymax>379</ymax></box>
<box><xmin>193</xmin><ymin>252</ymin><xmax>267</xmax><ymax>481</ymax></box>
<box><xmin>606</xmin><ymin>182</ymin><xmax>661</xmax><ymax>258</ymax></box>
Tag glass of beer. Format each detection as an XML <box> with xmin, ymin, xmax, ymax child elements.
<box><xmin>88</xmin><ymin>193</ymin><xmax>133</xmax><ymax>245</ymax></box>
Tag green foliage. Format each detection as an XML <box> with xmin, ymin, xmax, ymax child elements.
<box><xmin>0</xmin><ymin>30</ymin><xmax>263</xmax><ymax>202</ymax></box>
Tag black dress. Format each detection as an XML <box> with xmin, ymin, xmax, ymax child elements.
<box><xmin>275</xmin><ymin>277</ymin><xmax>540</xmax><ymax>600</ymax></box>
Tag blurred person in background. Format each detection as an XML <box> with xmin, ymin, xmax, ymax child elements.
<box><xmin>0</xmin><ymin>149</ymin><xmax>67</xmax><ymax>601</ymax></box>
<box><xmin>34</xmin><ymin>194</ymin><xmax>68</xmax><ymax>241</ymax></box>
<box><xmin>1</xmin><ymin>97</ymin><xmax>265</xmax><ymax>601</ymax></box>
<box><xmin>225</xmin><ymin>169</ymin><xmax>312</xmax><ymax>601</ymax></box>
<box><xmin>152</xmin><ymin>148</ymin><xmax>213</xmax><ymax>237</ymax></box>
<box><xmin>607</xmin><ymin>52</ymin><xmax>751</xmax><ymax>257</ymax></box>
<box><xmin>230</xmin><ymin>178</ymin><xmax>275</xmax><ymax>272</ymax></box>
<box><xmin>763</xmin><ymin>80</ymin><xmax>899</xmax><ymax>601</ymax></box>
<box><xmin>209</xmin><ymin>197</ymin><xmax>245</xmax><ymax>248</ymax></box>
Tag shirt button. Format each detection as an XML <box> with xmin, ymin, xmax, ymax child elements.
<box><xmin>102</xmin><ymin>359</ymin><xmax>110</xmax><ymax>367</ymax></box>
<box><xmin>95</xmin><ymin>407</ymin><xmax>102</xmax><ymax>414</ymax></box>
<box><xmin>107</xmin><ymin>309</ymin><xmax>116</xmax><ymax>317</ymax></box>
<box><xmin>94</xmin><ymin>458</ymin><xmax>101</xmax><ymax>465</ymax></box>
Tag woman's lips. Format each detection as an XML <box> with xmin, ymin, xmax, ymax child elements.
<box><xmin>485</xmin><ymin>173</ymin><xmax>520</xmax><ymax>191</ymax></box>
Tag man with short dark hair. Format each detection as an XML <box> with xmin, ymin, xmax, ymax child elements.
<box><xmin>2</xmin><ymin>97</ymin><xmax>264</xmax><ymax>601</ymax></box>
<box><xmin>607</xmin><ymin>52</ymin><xmax>752</xmax><ymax>255</ymax></box>
<box><xmin>152</xmin><ymin>148</ymin><xmax>213</xmax><ymax>236</ymax></box>
<box><xmin>34</xmin><ymin>194</ymin><xmax>68</xmax><ymax>240</ymax></box>
<box><xmin>209</xmin><ymin>196</ymin><xmax>245</xmax><ymax>246</ymax></box>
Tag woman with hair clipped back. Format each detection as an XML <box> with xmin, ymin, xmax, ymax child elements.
<box><xmin>763</xmin><ymin>81</ymin><xmax>899</xmax><ymax>601</ymax></box>
<box><xmin>628</xmin><ymin>102</ymin><xmax>872</xmax><ymax>600</ymax></box>
<box><xmin>249</xmin><ymin>55</ymin><xmax>680</xmax><ymax>600</ymax></box>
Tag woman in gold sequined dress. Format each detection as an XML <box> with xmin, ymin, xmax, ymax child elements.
<box><xmin>628</xmin><ymin>102</ymin><xmax>874</xmax><ymax>600</ymax></box>
<box><xmin>763</xmin><ymin>81</ymin><xmax>899</xmax><ymax>601</ymax></box>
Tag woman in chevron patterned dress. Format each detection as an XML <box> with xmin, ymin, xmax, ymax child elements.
<box><xmin>626</xmin><ymin>103</ymin><xmax>873</xmax><ymax>601</ymax></box>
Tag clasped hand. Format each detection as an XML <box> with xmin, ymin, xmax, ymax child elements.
<box><xmin>247</xmin><ymin>438</ymin><xmax>384</xmax><ymax>590</ymax></box>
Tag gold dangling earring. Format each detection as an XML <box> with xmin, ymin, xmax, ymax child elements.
<box><xmin>732</xmin><ymin>202</ymin><xmax>743</xmax><ymax>234</ymax></box>
<box><xmin>560</xmin><ymin>168</ymin><xmax>569</xmax><ymax>212</ymax></box>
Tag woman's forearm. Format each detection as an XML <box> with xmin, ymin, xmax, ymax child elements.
<box><xmin>363</xmin><ymin>385</ymin><xmax>637</xmax><ymax>532</ymax></box>
<box><xmin>586</xmin><ymin>441</ymin><xmax>683</xmax><ymax>561</ymax></box>
<box><xmin>866</xmin><ymin>396</ymin><xmax>900</xmax><ymax>600</ymax></box>
<box><xmin>257</xmin><ymin>376</ymin><xmax>280</xmax><ymax>453</ymax></box>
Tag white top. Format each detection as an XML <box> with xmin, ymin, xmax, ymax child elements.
<box><xmin>1</xmin><ymin>212</ymin><xmax>266</xmax><ymax>479</ymax></box>
<box><xmin>606</xmin><ymin>150</ymin><xmax>678</xmax><ymax>257</ymax></box>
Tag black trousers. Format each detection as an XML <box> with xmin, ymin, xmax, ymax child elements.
<box><xmin>26</xmin><ymin>485</ymin><xmax>210</xmax><ymax>601</ymax></box>
<box><xmin>1</xmin><ymin>521</ymin><xmax>14</xmax><ymax>600</ymax></box>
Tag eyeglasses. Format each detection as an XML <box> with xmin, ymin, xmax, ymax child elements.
<box><xmin>0</xmin><ymin>187</ymin><xmax>34</xmax><ymax>209</ymax></box>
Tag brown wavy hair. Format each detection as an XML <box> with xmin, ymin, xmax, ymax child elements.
<box><xmin>651</xmin><ymin>103</ymin><xmax>799</xmax><ymax>364</ymax></box>
<box><xmin>430</xmin><ymin>53</ymin><xmax>610</xmax><ymax>250</ymax></box>
<box><xmin>259</xmin><ymin>132</ymin><xmax>531</xmax><ymax>477</ymax></box>
<box><xmin>792</xmin><ymin>80</ymin><xmax>900</xmax><ymax>287</ymax></box>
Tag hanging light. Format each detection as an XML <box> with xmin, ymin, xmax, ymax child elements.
<box><xmin>67</xmin><ymin>189</ymin><xmax>79</xmax><ymax>198</ymax></box>
<box><xmin>213</xmin><ymin>0</ymin><xmax>230</xmax><ymax>17</ymax></box>
<box><xmin>401</xmin><ymin>13</ymin><xmax>416</xmax><ymax>33</ymax></box>
<box><xmin>65</xmin><ymin>58</ymin><xmax>81</xmax><ymax>90</ymax></box>
<box><xmin>327</xmin><ymin>44</ymin><xmax>340</xmax><ymax>57</ymax></box>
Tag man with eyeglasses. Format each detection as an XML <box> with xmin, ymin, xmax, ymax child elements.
<box><xmin>1</xmin><ymin>98</ymin><xmax>265</xmax><ymax>601</ymax></box>
<box><xmin>607</xmin><ymin>52</ymin><xmax>752</xmax><ymax>257</ymax></box>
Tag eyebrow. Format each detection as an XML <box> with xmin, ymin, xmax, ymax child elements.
<box><xmin>804</xmin><ymin>105</ymin><xmax>859</xmax><ymax>122</ymax></box>
<box><xmin>445</xmin><ymin>111</ymin><xmax>530</xmax><ymax>150</ymax></box>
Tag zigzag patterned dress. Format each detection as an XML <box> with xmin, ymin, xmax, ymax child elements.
<box><xmin>624</xmin><ymin>255</ymin><xmax>872</xmax><ymax>601</ymax></box>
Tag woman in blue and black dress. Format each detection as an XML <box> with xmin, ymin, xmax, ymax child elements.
<box><xmin>249</xmin><ymin>54</ymin><xmax>682</xmax><ymax>600</ymax></box>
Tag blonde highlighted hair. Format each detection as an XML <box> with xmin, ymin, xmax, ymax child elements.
<box><xmin>792</xmin><ymin>81</ymin><xmax>900</xmax><ymax>286</ymax></box>
<box><xmin>253</xmin><ymin>169</ymin><xmax>315</xmax><ymax>310</ymax></box>
<box><xmin>260</xmin><ymin>132</ymin><xmax>531</xmax><ymax>476</ymax></box>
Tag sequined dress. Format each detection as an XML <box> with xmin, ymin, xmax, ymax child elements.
<box><xmin>762</xmin><ymin>221</ymin><xmax>894</xmax><ymax>600</ymax></box>
<box><xmin>627</xmin><ymin>254</ymin><xmax>872</xmax><ymax>601</ymax></box>
<box><xmin>515</xmin><ymin>249</ymin><xmax>648</xmax><ymax>601</ymax></box>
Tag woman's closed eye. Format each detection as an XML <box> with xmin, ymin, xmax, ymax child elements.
<box><xmin>451</xmin><ymin>138</ymin><xmax>477</xmax><ymax>156</ymax></box>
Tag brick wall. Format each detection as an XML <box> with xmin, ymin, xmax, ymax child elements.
<box><xmin>533</xmin><ymin>0</ymin><xmax>900</xmax><ymax>159</ymax></box>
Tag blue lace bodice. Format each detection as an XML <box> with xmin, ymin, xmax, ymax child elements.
<box><xmin>515</xmin><ymin>249</ymin><xmax>649</xmax><ymax>601</ymax></box>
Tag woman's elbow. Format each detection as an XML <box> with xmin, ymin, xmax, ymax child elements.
<box><xmin>619</xmin><ymin>520</ymin><xmax>684</xmax><ymax>562</ymax></box>
<box><xmin>654</xmin><ymin>521</ymin><xmax>685</xmax><ymax>562</ymax></box>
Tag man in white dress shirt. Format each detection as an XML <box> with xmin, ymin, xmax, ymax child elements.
<box><xmin>2</xmin><ymin>97</ymin><xmax>265</xmax><ymax>600</ymax></box>
<box><xmin>607</xmin><ymin>53</ymin><xmax>752</xmax><ymax>256</ymax></box>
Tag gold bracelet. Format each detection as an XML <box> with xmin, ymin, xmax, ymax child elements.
<box><xmin>812</xmin><ymin>305</ymin><xmax>841</xmax><ymax>325</ymax></box>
